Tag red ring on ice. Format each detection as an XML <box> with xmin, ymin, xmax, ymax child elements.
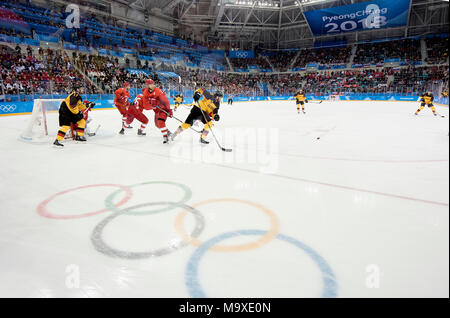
<box><xmin>37</xmin><ymin>184</ymin><xmax>133</xmax><ymax>219</ymax></box>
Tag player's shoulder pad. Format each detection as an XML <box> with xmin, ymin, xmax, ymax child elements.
<box><xmin>203</xmin><ymin>90</ymin><xmax>214</xmax><ymax>100</ymax></box>
<box><xmin>153</xmin><ymin>87</ymin><xmax>163</xmax><ymax>95</ymax></box>
<box><xmin>69</xmin><ymin>92</ymin><xmax>81</xmax><ymax>106</ymax></box>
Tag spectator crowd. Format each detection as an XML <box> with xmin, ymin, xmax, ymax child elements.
<box><xmin>0</xmin><ymin>0</ymin><xmax>448</xmax><ymax>101</ymax></box>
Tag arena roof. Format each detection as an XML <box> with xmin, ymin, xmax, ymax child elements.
<box><xmin>71</xmin><ymin>0</ymin><xmax>449</xmax><ymax>49</ymax></box>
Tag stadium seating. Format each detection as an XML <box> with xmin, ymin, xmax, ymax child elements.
<box><xmin>0</xmin><ymin>0</ymin><xmax>448</xmax><ymax>101</ymax></box>
<box><xmin>425</xmin><ymin>37</ymin><xmax>448</xmax><ymax>65</ymax></box>
<box><xmin>353</xmin><ymin>38</ymin><xmax>421</xmax><ymax>65</ymax></box>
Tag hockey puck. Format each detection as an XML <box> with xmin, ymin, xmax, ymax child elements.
<box><xmin>316</xmin><ymin>137</ymin><xmax>320</xmax><ymax>140</ymax></box>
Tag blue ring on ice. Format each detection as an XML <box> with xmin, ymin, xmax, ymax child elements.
<box><xmin>185</xmin><ymin>229</ymin><xmax>338</xmax><ymax>298</ymax></box>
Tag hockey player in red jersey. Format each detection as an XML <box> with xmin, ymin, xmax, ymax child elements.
<box><xmin>143</xmin><ymin>79</ymin><xmax>173</xmax><ymax>143</ymax></box>
<box><xmin>114</xmin><ymin>82</ymin><xmax>132</xmax><ymax>130</ymax></box>
<box><xmin>119</xmin><ymin>94</ymin><xmax>149</xmax><ymax>136</ymax></box>
<box><xmin>72</xmin><ymin>100</ymin><xmax>96</xmax><ymax>137</ymax></box>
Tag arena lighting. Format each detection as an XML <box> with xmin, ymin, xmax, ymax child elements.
<box><xmin>232</xmin><ymin>0</ymin><xmax>278</xmax><ymax>6</ymax></box>
<box><xmin>295</xmin><ymin>0</ymin><xmax>329</xmax><ymax>5</ymax></box>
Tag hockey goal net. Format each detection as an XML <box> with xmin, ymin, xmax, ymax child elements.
<box><xmin>20</xmin><ymin>99</ymin><xmax>65</xmax><ymax>143</ymax></box>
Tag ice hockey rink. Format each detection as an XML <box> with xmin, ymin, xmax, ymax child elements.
<box><xmin>0</xmin><ymin>99</ymin><xmax>448</xmax><ymax>298</ymax></box>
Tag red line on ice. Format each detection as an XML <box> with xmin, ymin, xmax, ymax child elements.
<box><xmin>92</xmin><ymin>142</ymin><xmax>449</xmax><ymax>207</ymax></box>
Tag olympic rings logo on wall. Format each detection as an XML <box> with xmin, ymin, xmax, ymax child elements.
<box><xmin>235</xmin><ymin>51</ymin><xmax>249</xmax><ymax>58</ymax></box>
<box><xmin>36</xmin><ymin>181</ymin><xmax>338</xmax><ymax>298</ymax></box>
<box><xmin>0</xmin><ymin>104</ymin><xmax>16</xmax><ymax>112</ymax></box>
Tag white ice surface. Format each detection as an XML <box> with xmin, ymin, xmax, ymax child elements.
<box><xmin>0</xmin><ymin>100</ymin><xmax>448</xmax><ymax>298</ymax></box>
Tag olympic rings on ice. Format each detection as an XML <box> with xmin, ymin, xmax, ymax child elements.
<box><xmin>37</xmin><ymin>184</ymin><xmax>133</xmax><ymax>219</ymax></box>
<box><xmin>91</xmin><ymin>202</ymin><xmax>205</xmax><ymax>259</ymax></box>
<box><xmin>36</xmin><ymin>181</ymin><xmax>337</xmax><ymax>297</ymax></box>
<box><xmin>175</xmin><ymin>198</ymin><xmax>280</xmax><ymax>252</ymax></box>
<box><xmin>185</xmin><ymin>229</ymin><xmax>338</xmax><ymax>298</ymax></box>
<box><xmin>104</xmin><ymin>181</ymin><xmax>192</xmax><ymax>216</ymax></box>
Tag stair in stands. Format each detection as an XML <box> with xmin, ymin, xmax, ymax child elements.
<box><xmin>420</xmin><ymin>39</ymin><xmax>428</xmax><ymax>65</ymax></box>
<box><xmin>69</xmin><ymin>52</ymin><xmax>104</xmax><ymax>93</ymax></box>
<box><xmin>225</xmin><ymin>56</ymin><xmax>234</xmax><ymax>72</ymax></box>
<box><xmin>261</xmin><ymin>54</ymin><xmax>275</xmax><ymax>72</ymax></box>
<box><xmin>289</xmin><ymin>50</ymin><xmax>302</xmax><ymax>70</ymax></box>
<box><xmin>348</xmin><ymin>44</ymin><xmax>357</xmax><ymax>67</ymax></box>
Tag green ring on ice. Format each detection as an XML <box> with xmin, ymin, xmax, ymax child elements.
<box><xmin>104</xmin><ymin>181</ymin><xmax>192</xmax><ymax>216</ymax></box>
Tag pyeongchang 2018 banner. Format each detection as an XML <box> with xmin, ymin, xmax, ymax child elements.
<box><xmin>304</xmin><ymin>0</ymin><xmax>411</xmax><ymax>36</ymax></box>
<box><xmin>229</xmin><ymin>50</ymin><xmax>255</xmax><ymax>59</ymax></box>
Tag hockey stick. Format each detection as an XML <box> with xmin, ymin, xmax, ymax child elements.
<box><xmin>197</xmin><ymin>102</ymin><xmax>232</xmax><ymax>152</ymax></box>
<box><xmin>308</xmin><ymin>100</ymin><xmax>323</xmax><ymax>104</ymax></box>
<box><xmin>434</xmin><ymin>111</ymin><xmax>445</xmax><ymax>118</ymax></box>
<box><xmin>91</xmin><ymin>93</ymin><xmax>102</xmax><ymax>104</ymax></box>
<box><xmin>152</xmin><ymin>104</ymin><xmax>202</xmax><ymax>134</ymax></box>
<box><xmin>82</xmin><ymin>94</ymin><xmax>102</xmax><ymax>115</ymax></box>
<box><xmin>88</xmin><ymin>124</ymin><xmax>101</xmax><ymax>137</ymax></box>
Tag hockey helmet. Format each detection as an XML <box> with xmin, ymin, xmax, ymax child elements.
<box><xmin>72</xmin><ymin>83</ymin><xmax>82</xmax><ymax>91</ymax></box>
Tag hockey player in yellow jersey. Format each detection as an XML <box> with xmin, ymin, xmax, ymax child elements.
<box><xmin>415</xmin><ymin>91</ymin><xmax>437</xmax><ymax>116</ymax></box>
<box><xmin>174</xmin><ymin>93</ymin><xmax>184</xmax><ymax>111</ymax></box>
<box><xmin>294</xmin><ymin>89</ymin><xmax>308</xmax><ymax>114</ymax></box>
<box><xmin>171</xmin><ymin>88</ymin><xmax>223</xmax><ymax>144</ymax></box>
<box><xmin>53</xmin><ymin>84</ymin><xmax>94</xmax><ymax>147</ymax></box>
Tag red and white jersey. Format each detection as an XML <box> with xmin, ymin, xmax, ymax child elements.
<box><xmin>114</xmin><ymin>87</ymin><xmax>130</xmax><ymax>107</ymax></box>
<box><xmin>82</xmin><ymin>100</ymin><xmax>92</xmax><ymax>120</ymax></box>
<box><xmin>133</xmin><ymin>94</ymin><xmax>146</xmax><ymax>112</ymax></box>
<box><xmin>143</xmin><ymin>87</ymin><xmax>170</xmax><ymax>111</ymax></box>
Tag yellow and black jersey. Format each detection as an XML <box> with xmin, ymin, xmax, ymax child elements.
<box><xmin>58</xmin><ymin>92</ymin><xmax>86</xmax><ymax>126</ymax></box>
<box><xmin>294</xmin><ymin>91</ymin><xmax>307</xmax><ymax>102</ymax></box>
<box><xmin>420</xmin><ymin>93</ymin><xmax>434</xmax><ymax>105</ymax></box>
<box><xmin>174</xmin><ymin>95</ymin><xmax>183</xmax><ymax>105</ymax></box>
<box><xmin>441</xmin><ymin>90</ymin><xmax>448</xmax><ymax>98</ymax></box>
<box><xmin>193</xmin><ymin>88</ymin><xmax>203</xmax><ymax>102</ymax></box>
<box><xmin>193</xmin><ymin>88</ymin><xmax>220</xmax><ymax>115</ymax></box>
<box><xmin>61</xmin><ymin>92</ymin><xmax>86</xmax><ymax>114</ymax></box>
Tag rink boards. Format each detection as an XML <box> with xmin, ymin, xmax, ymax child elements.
<box><xmin>1</xmin><ymin>94</ymin><xmax>449</xmax><ymax>117</ymax></box>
